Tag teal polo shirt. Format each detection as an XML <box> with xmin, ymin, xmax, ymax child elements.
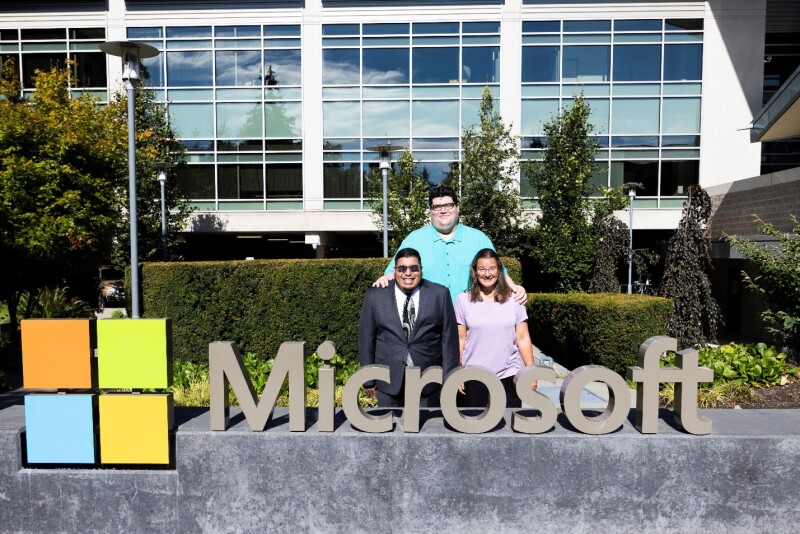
<box><xmin>385</xmin><ymin>223</ymin><xmax>498</xmax><ymax>301</ymax></box>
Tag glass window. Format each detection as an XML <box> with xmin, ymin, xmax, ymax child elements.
<box><xmin>665</xmin><ymin>19</ymin><xmax>703</xmax><ymax>31</ymax></box>
<box><xmin>412</xmin><ymin>47</ymin><xmax>457</xmax><ymax>84</ymax></box>
<box><xmin>463</xmin><ymin>22</ymin><xmax>500</xmax><ymax>34</ymax></box>
<box><xmin>218</xmin><ymin>164</ymin><xmax>264</xmax><ymax>199</ymax></box>
<box><xmin>414</xmin><ymin>22</ymin><xmax>459</xmax><ymax>34</ymax></box>
<box><xmin>266</xmin><ymin>163</ymin><xmax>302</xmax><ymax>198</ymax></box>
<box><xmin>521</xmin><ymin>99</ymin><xmax>559</xmax><ymax>136</ymax></box>
<box><xmin>462</xmin><ymin>47</ymin><xmax>499</xmax><ymax>84</ymax></box>
<box><xmin>215</xmin><ymin>50</ymin><xmax>261</xmax><ymax>86</ymax></box>
<box><xmin>22</xmin><ymin>53</ymin><xmax>66</xmax><ymax>87</ymax></box>
<box><xmin>610</xmin><ymin>161</ymin><xmax>658</xmax><ymax>195</ymax></box>
<box><xmin>323</xmin><ymin>25</ymin><xmax>359</xmax><ymax>36</ymax></box>
<box><xmin>417</xmin><ymin>161</ymin><xmax>455</xmax><ymax>185</ymax></box>
<box><xmin>166</xmin><ymin>27</ymin><xmax>211</xmax><ymax>39</ymax></box>
<box><xmin>70</xmin><ymin>28</ymin><xmax>105</xmax><ymax>40</ymax></box>
<box><xmin>176</xmin><ymin>164</ymin><xmax>215</xmax><ymax>199</ymax></box>
<box><xmin>363</xmin><ymin>48</ymin><xmax>409</xmax><ymax>84</ymax></box>
<box><xmin>363</xmin><ymin>23</ymin><xmax>409</xmax><ymax>36</ymax></box>
<box><xmin>265</xmin><ymin>102</ymin><xmax>302</xmax><ymax>138</ymax></box>
<box><xmin>264</xmin><ymin>50</ymin><xmax>301</xmax><ymax>86</ymax></box>
<box><xmin>264</xmin><ymin>25</ymin><xmax>300</xmax><ymax>37</ymax></box>
<box><xmin>523</xmin><ymin>21</ymin><xmax>559</xmax><ymax>33</ymax></box>
<box><xmin>412</xmin><ymin>100</ymin><xmax>459</xmax><ymax>137</ymax></box>
<box><xmin>171</xmin><ymin>103</ymin><xmax>215</xmax><ymax>138</ymax></box>
<box><xmin>611</xmin><ymin>98</ymin><xmax>659</xmax><ymax>134</ymax></box>
<box><xmin>662</xmin><ymin>135</ymin><xmax>700</xmax><ymax>147</ymax></box>
<box><xmin>323</xmin><ymin>102</ymin><xmax>361</xmax><ymax>137</ymax></box>
<box><xmin>522</xmin><ymin>46</ymin><xmax>559</xmax><ymax>82</ymax></box>
<box><xmin>588</xmin><ymin>162</ymin><xmax>610</xmax><ymax>194</ymax></box>
<box><xmin>664</xmin><ymin>44</ymin><xmax>702</xmax><ymax>80</ymax></box>
<box><xmin>586</xmin><ymin>98</ymin><xmax>609</xmax><ymax>134</ymax></box>
<box><xmin>0</xmin><ymin>29</ymin><xmax>18</xmax><ymax>41</ymax></box>
<box><xmin>662</xmin><ymin>98</ymin><xmax>701</xmax><ymax>134</ymax></box>
<box><xmin>324</xmin><ymin>163</ymin><xmax>361</xmax><ymax>198</ymax></box>
<box><xmin>613</xmin><ymin>45</ymin><xmax>660</xmax><ymax>81</ymax></box>
<box><xmin>141</xmin><ymin>55</ymin><xmax>164</xmax><ymax>86</ymax></box>
<box><xmin>167</xmin><ymin>51</ymin><xmax>213</xmax><ymax>86</ymax></box>
<box><xmin>611</xmin><ymin>136</ymin><xmax>658</xmax><ymax>148</ymax></box>
<box><xmin>660</xmin><ymin>160</ymin><xmax>698</xmax><ymax>196</ymax></box>
<box><xmin>127</xmin><ymin>27</ymin><xmax>162</xmax><ymax>39</ymax></box>
<box><xmin>21</xmin><ymin>28</ymin><xmax>65</xmax><ymax>40</ymax></box>
<box><xmin>363</xmin><ymin>100</ymin><xmax>410</xmax><ymax>137</ymax></box>
<box><xmin>71</xmin><ymin>52</ymin><xmax>106</xmax><ymax>87</ymax></box>
<box><xmin>562</xmin><ymin>46</ymin><xmax>609</xmax><ymax>82</ymax></box>
<box><xmin>323</xmin><ymin>49</ymin><xmax>360</xmax><ymax>85</ymax></box>
<box><xmin>564</xmin><ymin>20</ymin><xmax>610</xmax><ymax>33</ymax></box>
<box><xmin>215</xmin><ymin>26</ymin><xmax>259</xmax><ymax>38</ymax></box>
<box><xmin>614</xmin><ymin>20</ymin><xmax>661</xmax><ymax>32</ymax></box>
<box><xmin>217</xmin><ymin>103</ymin><xmax>263</xmax><ymax>138</ymax></box>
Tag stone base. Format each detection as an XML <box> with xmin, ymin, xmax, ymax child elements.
<box><xmin>2</xmin><ymin>404</ymin><xmax>799</xmax><ymax>533</ymax></box>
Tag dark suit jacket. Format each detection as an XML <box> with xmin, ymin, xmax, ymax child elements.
<box><xmin>358</xmin><ymin>279</ymin><xmax>459</xmax><ymax>396</ymax></box>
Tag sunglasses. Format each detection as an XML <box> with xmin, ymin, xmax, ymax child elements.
<box><xmin>396</xmin><ymin>265</ymin><xmax>421</xmax><ymax>273</ymax></box>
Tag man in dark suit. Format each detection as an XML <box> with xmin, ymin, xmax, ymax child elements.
<box><xmin>358</xmin><ymin>247</ymin><xmax>459</xmax><ymax>407</ymax></box>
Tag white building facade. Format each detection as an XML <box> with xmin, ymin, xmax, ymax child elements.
<box><xmin>0</xmin><ymin>0</ymin><xmax>767</xmax><ymax>258</ymax></box>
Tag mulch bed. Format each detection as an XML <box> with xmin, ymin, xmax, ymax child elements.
<box><xmin>737</xmin><ymin>380</ymin><xmax>800</xmax><ymax>409</ymax></box>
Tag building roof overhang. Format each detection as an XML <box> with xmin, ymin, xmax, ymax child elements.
<box><xmin>751</xmin><ymin>63</ymin><xmax>800</xmax><ymax>142</ymax></box>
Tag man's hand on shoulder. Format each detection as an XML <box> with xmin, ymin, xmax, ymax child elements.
<box><xmin>512</xmin><ymin>284</ymin><xmax>528</xmax><ymax>305</ymax></box>
<box><xmin>372</xmin><ymin>273</ymin><xmax>393</xmax><ymax>288</ymax></box>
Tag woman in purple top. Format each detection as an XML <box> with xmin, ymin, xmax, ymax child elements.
<box><xmin>455</xmin><ymin>248</ymin><xmax>537</xmax><ymax>408</ymax></box>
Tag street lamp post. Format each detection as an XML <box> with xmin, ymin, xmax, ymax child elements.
<box><xmin>99</xmin><ymin>41</ymin><xmax>159</xmax><ymax>318</ymax></box>
<box><xmin>150</xmin><ymin>162</ymin><xmax>175</xmax><ymax>262</ymax></box>
<box><xmin>624</xmin><ymin>183</ymin><xmax>638</xmax><ymax>294</ymax></box>
<box><xmin>366</xmin><ymin>143</ymin><xmax>402</xmax><ymax>258</ymax></box>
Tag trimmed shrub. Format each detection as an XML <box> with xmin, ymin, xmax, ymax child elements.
<box><xmin>528</xmin><ymin>293</ymin><xmax>673</xmax><ymax>373</ymax></box>
<box><xmin>141</xmin><ymin>257</ymin><xmax>521</xmax><ymax>364</ymax></box>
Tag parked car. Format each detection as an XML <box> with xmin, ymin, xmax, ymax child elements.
<box><xmin>97</xmin><ymin>265</ymin><xmax>125</xmax><ymax>310</ymax></box>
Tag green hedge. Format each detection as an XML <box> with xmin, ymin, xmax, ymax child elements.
<box><xmin>141</xmin><ymin>257</ymin><xmax>521</xmax><ymax>364</ymax></box>
<box><xmin>527</xmin><ymin>293</ymin><xmax>673</xmax><ymax>373</ymax></box>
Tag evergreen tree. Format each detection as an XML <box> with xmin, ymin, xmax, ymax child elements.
<box><xmin>528</xmin><ymin>94</ymin><xmax>598</xmax><ymax>292</ymax></box>
<box><xmin>458</xmin><ymin>86</ymin><xmax>528</xmax><ymax>256</ymax></box>
<box><xmin>659</xmin><ymin>185</ymin><xmax>722</xmax><ymax>348</ymax></box>
<box><xmin>366</xmin><ymin>148</ymin><xmax>430</xmax><ymax>254</ymax></box>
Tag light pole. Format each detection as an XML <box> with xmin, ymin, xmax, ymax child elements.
<box><xmin>99</xmin><ymin>41</ymin><xmax>159</xmax><ymax>318</ymax></box>
<box><xmin>150</xmin><ymin>162</ymin><xmax>175</xmax><ymax>261</ymax></box>
<box><xmin>623</xmin><ymin>182</ymin><xmax>639</xmax><ymax>294</ymax></box>
<box><xmin>366</xmin><ymin>143</ymin><xmax>402</xmax><ymax>258</ymax></box>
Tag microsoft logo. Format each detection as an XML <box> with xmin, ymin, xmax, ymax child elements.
<box><xmin>21</xmin><ymin>318</ymin><xmax>173</xmax><ymax>466</ymax></box>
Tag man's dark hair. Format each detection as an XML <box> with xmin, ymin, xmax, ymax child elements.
<box><xmin>394</xmin><ymin>247</ymin><xmax>422</xmax><ymax>265</ymax></box>
<box><xmin>428</xmin><ymin>185</ymin><xmax>459</xmax><ymax>208</ymax></box>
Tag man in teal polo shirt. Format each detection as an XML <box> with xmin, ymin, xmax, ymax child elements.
<box><xmin>373</xmin><ymin>185</ymin><xmax>526</xmax><ymax>303</ymax></box>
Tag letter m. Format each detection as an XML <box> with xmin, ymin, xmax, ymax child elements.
<box><xmin>209</xmin><ymin>341</ymin><xmax>306</xmax><ymax>431</ymax></box>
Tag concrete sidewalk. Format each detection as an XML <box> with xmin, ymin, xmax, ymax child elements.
<box><xmin>533</xmin><ymin>345</ymin><xmax>636</xmax><ymax>410</ymax></box>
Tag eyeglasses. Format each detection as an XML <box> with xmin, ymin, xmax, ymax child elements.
<box><xmin>476</xmin><ymin>266</ymin><xmax>498</xmax><ymax>274</ymax></box>
<box><xmin>430</xmin><ymin>202</ymin><xmax>456</xmax><ymax>212</ymax></box>
<box><xmin>396</xmin><ymin>265</ymin><xmax>421</xmax><ymax>273</ymax></box>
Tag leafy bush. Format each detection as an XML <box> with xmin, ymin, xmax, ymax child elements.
<box><xmin>659</xmin><ymin>381</ymin><xmax>758</xmax><ymax>409</ymax></box>
<box><xmin>727</xmin><ymin>216</ymin><xmax>800</xmax><ymax>358</ymax></box>
<box><xmin>17</xmin><ymin>286</ymin><xmax>93</xmax><ymax>319</ymax></box>
<box><xmin>528</xmin><ymin>293</ymin><xmax>673</xmax><ymax>373</ymax></box>
<box><xmin>170</xmin><ymin>349</ymin><xmax>372</xmax><ymax>408</ymax></box>
<box><xmin>140</xmin><ymin>257</ymin><xmax>521</xmax><ymax>365</ymax></box>
<box><xmin>661</xmin><ymin>342</ymin><xmax>798</xmax><ymax>387</ymax></box>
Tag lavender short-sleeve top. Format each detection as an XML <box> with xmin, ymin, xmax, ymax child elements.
<box><xmin>454</xmin><ymin>292</ymin><xmax>528</xmax><ymax>379</ymax></box>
